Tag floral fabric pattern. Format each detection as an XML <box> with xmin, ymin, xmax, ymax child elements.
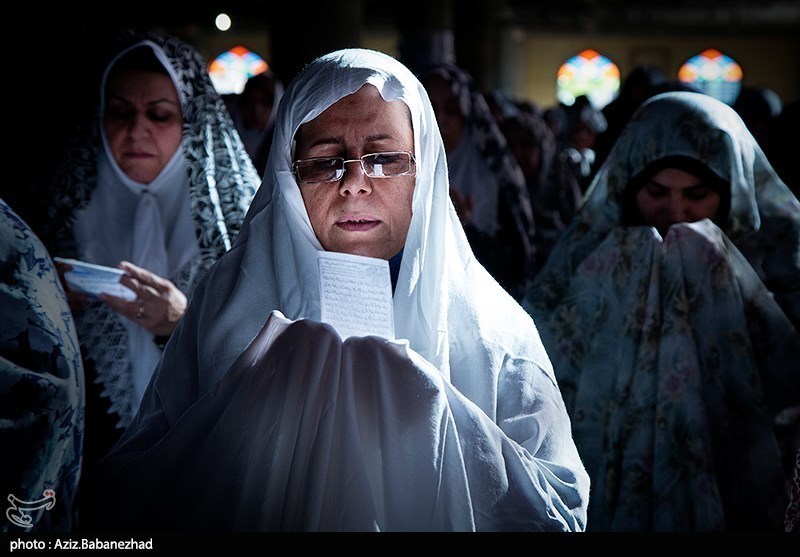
<box><xmin>524</xmin><ymin>92</ymin><xmax>800</xmax><ymax>531</ymax></box>
<box><xmin>1</xmin><ymin>198</ymin><xmax>84</xmax><ymax>531</ymax></box>
<box><xmin>35</xmin><ymin>31</ymin><xmax>261</xmax><ymax>427</ymax></box>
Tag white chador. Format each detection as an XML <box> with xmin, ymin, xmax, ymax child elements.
<box><xmin>96</xmin><ymin>48</ymin><xmax>590</xmax><ymax>532</ymax></box>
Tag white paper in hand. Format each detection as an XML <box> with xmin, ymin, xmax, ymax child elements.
<box><xmin>318</xmin><ymin>251</ymin><xmax>394</xmax><ymax>340</ymax></box>
<box><xmin>54</xmin><ymin>257</ymin><xmax>137</xmax><ymax>301</ymax></box>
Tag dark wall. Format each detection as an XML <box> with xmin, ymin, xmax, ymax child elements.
<box><xmin>4</xmin><ymin>1</ymin><xmax>798</xmax><ymax>228</ymax></box>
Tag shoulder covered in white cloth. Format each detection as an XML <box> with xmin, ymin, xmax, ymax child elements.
<box><xmin>93</xmin><ymin>47</ymin><xmax>589</xmax><ymax>532</ymax></box>
<box><xmin>97</xmin><ymin>310</ymin><xmax>586</xmax><ymax>531</ymax></box>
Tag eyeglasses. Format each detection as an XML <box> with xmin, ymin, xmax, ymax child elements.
<box><xmin>292</xmin><ymin>151</ymin><xmax>416</xmax><ymax>184</ymax></box>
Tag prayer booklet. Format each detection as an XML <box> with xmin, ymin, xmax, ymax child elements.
<box><xmin>53</xmin><ymin>257</ymin><xmax>137</xmax><ymax>301</ymax></box>
<box><xmin>317</xmin><ymin>251</ymin><xmax>395</xmax><ymax>340</ymax></box>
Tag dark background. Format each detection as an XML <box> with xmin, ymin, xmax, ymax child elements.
<box><xmin>3</xmin><ymin>0</ymin><xmax>798</xmax><ymax>226</ymax></box>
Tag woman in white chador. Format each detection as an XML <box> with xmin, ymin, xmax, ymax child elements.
<box><xmin>35</xmin><ymin>32</ymin><xmax>260</xmax><ymax>519</ymax></box>
<box><xmin>93</xmin><ymin>48</ymin><xmax>589</xmax><ymax>532</ymax></box>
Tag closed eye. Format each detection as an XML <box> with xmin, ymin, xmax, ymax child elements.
<box><xmin>683</xmin><ymin>185</ymin><xmax>714</xmax><ymax>201</ymax></box>
<box><xmin>643</xmin><ymin>182</ymin><xmax>669</xmax><ymax>198</ymax></box>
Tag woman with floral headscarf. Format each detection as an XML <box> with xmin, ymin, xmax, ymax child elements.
<box><xmin>524</xmin><ymin>91</ymin><xmax>800</xmax><ymax>531</ymax></box>
<box><xmin>90</xmin><ymin>48</ymin><xmax>589</xmax><ymax>532</ymax></box>
<box><xmin>35</xmin><ymin>31</ymin><xmax>260</xmax><ymax>493</ymax></box>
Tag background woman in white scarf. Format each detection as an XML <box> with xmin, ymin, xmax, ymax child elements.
<box><xmin>91</xmin><ymin>48</ymin><xmax>589</xmax><ymax>532</ymax></box>
<box><xmin>34</xmin><ymin>31</ymin><xmax>261</xmax><ymax>514</ymax></box>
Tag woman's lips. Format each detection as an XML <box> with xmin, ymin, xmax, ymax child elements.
<box><xmin>336</xmin><ymin>218</ymin><xmax>380</xmax><ymax>232</ymax></box>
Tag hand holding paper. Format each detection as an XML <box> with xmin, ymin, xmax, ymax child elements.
<box><xmin>54</xmin><ymin>257</ymin><xmax>137</xmax><ymax>301</ymax></box>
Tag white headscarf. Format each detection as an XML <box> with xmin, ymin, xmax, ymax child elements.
<box><xmin>72</xmin><ymin>40</ymin><xmax>200</xmax><ymax>408</ymax></box>
<box><xmin>37</xmin><ymin>32</ymin><xmax>261</xmax><ymax>430</ymax></box>
<box><xmin>106</xmin><ymin>48</ymin><xmax>588</xmax><ymax>531</ymax></box>
<box><xmin>165</xmin><ymin>49</ymin><xmax>459</xmax><ymax>389</ymax></box>
<box><xmin>152</xmin><ymin>48</ymin><xmax>555</xmax><ymax>403</ymax></box>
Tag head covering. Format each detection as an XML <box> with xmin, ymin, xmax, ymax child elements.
<box><xmin>500</xmin><ymin>109</ymin><xmax>583</xmax><ymax>275</ymax></box>
<box><xmin>537</xmin><ymin>91</ymin><xmax>800</xmax><ymax>328</ymax></box>
<box><xmin>36</xmin><ymin>31</ymin><xmax>261</xmax><ymax>427</ymax></box>
<box><xmin>419</xmin><ymin>63</ymin><xmax>535</xmax><ymax>297</ymax></box>
<box><xmin>97</xmin><ymin>48</ymin><xmax>589</xmax><ymax>532</ymax></box>
<box><xmin>1</xmin><ymin>198</ymin><xmax>84</xmax><ymax>531</ymax></box>
<box><xmin>228</xmin><ymin>69</ymin><xmax>285</xmax><ymax>175</ymax></box>
<box><xmin>523</xmin><ymin>91</ymin><xmax>800</xmax><ymax>531</ymax></box>
<box><xmin>156</xmin><ymin>47</ymin><xmax>544</xmax><ymax>408</ymax></box>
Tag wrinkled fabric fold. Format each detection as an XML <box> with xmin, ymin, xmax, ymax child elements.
<box><xmin>98</xmin><ymin>313</ymin><xmax>470</xmax><ymax>530</ymax></box>
<box><xmin>528</xmin><ymin>221</ymin><xmax>800</xmax><ymax>531</ymax></box>
<box><xmin>98</xmin><ymin>311</ymin><xmax>588</xmax><ymax>531</ymax></box>
<box><xmin>94</xmin><ymin>47</ymin><xmax>589</xmax><ymax>532</ymax></box>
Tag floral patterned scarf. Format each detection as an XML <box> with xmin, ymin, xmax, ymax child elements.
<box><xmin>523</xmin><ymin>91</ymin><xmax>800</xmax><ymax>531</ymax></box>
<box><xmin>36</xmin><ymin>31</ymin><xmax>261</xmax><ymax>428</ymax></box>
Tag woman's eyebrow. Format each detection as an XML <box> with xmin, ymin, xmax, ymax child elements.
<box><xmin>304</xmin><ymin>133</ymin><xmax>397</xmax><ymax>150</ymax></box>
<box><xmin>304</xmin><ymin>137</ymin><xmax>342</xmax><ymax>150</ymax></box>
<box><xmin>648</xmin><ymin>178</ymin><xmax>703</xmax><ymax>189</ymax></box>
<box><xmin>107</xmin><ymin>94</ymin><xmax>179</xmax><ymax>107</ymax></box>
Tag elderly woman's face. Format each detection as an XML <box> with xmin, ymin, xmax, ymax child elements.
<box><xmin>104</xmin><ymin>69</ymin><xmax>183</xmax><ymax>184</ymax></box>
<box><xmin>635</xmin><ymin>167</ymin><xmax>722</xmax><ymax>236</ymax></box>
<box><xmin>294</xmin><ymin>84</ymin><xmax>415</xmax><ymax>260</ymax></box>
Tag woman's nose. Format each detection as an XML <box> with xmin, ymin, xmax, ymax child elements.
<box><xmin>128</xmin><ymin>114</ymin><xmax>151</xmax><ymax>137</ymax></box>
<box><xmin>667</xmin><ymin>198</ymin><xmax>690</xmax><ymax>224</ymax></box>
<box><xmin>338</xmin><ymin>160</ymin><xmax>372</xmax><ymax>196</ymax></box>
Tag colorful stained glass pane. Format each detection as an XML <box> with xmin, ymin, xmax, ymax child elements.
<box><xmin>556</xmin><ymin>49</ymin><xmax>620</xmax><ymax>108</ymax></box>
<box><xmin>678</xmin><ymin>49</ymin><xmax>743</xmax><ymax>105</ymax></box>
<box><xmin>208</xmin><ymin>46</ymin><xmax>269</xmax><ymax>95</ymax></box>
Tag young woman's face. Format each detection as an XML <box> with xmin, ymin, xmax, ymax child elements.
<box><xmin>293</xmin><ymin>84</ymin><xmax>416</xmax><ymax>261</ymax></box>
<box><xmin>635</xmin><ymin>167</ymin><xmax>722</xmax><ymax>236</ymax></box>
<box><xmin>104</xmin><ymin>69</ymin><xmax>183</xmax><ymax>184</ymax></box>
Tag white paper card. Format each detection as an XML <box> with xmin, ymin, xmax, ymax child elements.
<box><xmin>318</xmin><ymin>251</ymin><xmax>394</xmax><ymax>340</ymax></box>
<box><xmin>53</xmin><ymin>257</ymin><xmax>137</xmax><ymax>301</ymax></box>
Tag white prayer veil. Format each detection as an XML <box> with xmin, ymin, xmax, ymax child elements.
<box><xmin>73</xmin><ymin>40</ymin><xmax>199</xmax><ymax>411</ymax></box>
<box><xmin>103</xmin><ymin>49</ymin><xmax>588</xmax><ymax>532</ymax></box>
<box><xmin>37</xmin><ymin>30</ymin><xmax>261</xmax><ymax>433</ymax></box>
<box><xmin>151</xmin><ymin>48</ymin><xmax>557</xmax><ymax>412</ymax></box>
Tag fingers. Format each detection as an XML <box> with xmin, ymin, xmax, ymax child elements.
<box><xmin>99</xmin><ymin>292</ymin><xmax>141</xmax><ymax>321</ymax></box>
<box><xmin>118</xmin><ymin>261</ymin><xmax>171</xmax><ymax>293</ymax></box>
<box><xmin>54</xmin><ymin>261</ymin><xmax>74</xmax><ymax>291</ymax></box>
<box><xmin>103</xmin><ymin>262</ymin><xmax>185</xmax><ymax>335</ymax></box>
<box><xmin>54</xmin><ymin>261</ymin><xmax>74</xmax><ymax>274</ymax></box>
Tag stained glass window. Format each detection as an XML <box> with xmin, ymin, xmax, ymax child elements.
<box><xmin>208</xmin><ymin>46</ymin><xmax>269</xmax><ymax>95</ymax></box>
<box><xmin>678</xmin><ymin>49</ymin><xmax>743</xmax><ymax>105</ymax></box>
<box><xmin>556</xmin><ymin>49</ymin><xmax>620</xmax><ymax>108</ymax></box>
